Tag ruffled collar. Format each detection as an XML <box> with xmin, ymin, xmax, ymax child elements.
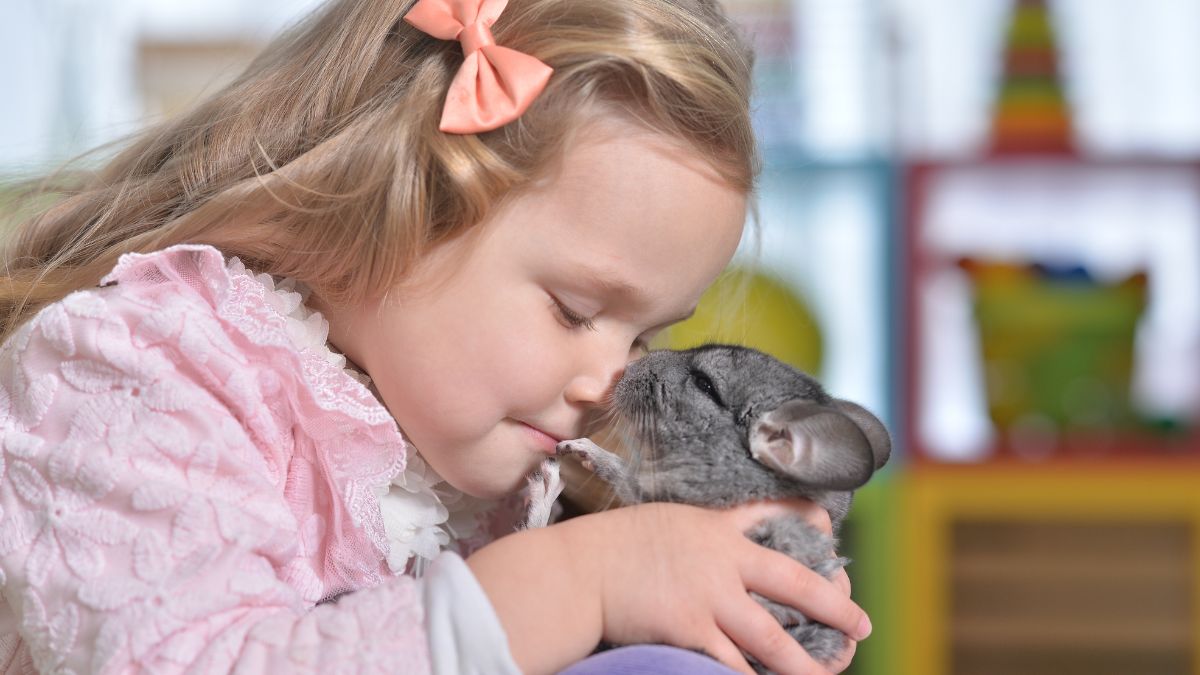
<box><xmin>377</xmin><ymin>452</ymin><xmax>494</xmax><ymax>576</ymax></box>
<box><xmin>225</xmin><ymin>257</ymin><xmax>490</xmax><ymax>576</ymax></box>
<box><xmin>225</xmin><ymin>258</ymin><xmax>371</xmax><ymax>386</ymax></box>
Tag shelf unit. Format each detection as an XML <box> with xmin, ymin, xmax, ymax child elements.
<box><xmin>877</xmin><ymin>155</ymin><xmax>1200</xmax><ymax>675</ymax></box>
<box><xmin>898</xmin><ymin>465</ymin><xmax>1200</xmax><ymax>675</ymax></box>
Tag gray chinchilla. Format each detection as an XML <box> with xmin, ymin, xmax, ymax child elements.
<box><xmin>554</xmin><ymin>344</ymin><xmax>891</xmax><ymax>672</ymax></box>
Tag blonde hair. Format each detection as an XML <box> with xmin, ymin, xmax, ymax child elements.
<box><xmin>0</xmin><ymin>0</ymin><xmax>759</xmax><ymax>341</ymax></box>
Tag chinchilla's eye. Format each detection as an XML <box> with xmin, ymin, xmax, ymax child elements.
<box><xmin>690</xmin><ymin>368</ymin><xmax>724</xmax><ymax>407</ymax></box>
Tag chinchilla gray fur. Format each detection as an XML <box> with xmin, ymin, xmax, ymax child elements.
<box><xmin>556</xmin><ymin>344</ymin><xmax>891</xmax><ymax>672</ymax></box>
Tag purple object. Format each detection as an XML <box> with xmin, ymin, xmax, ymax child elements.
<box><xmin>558</xmin><ymin>645</ymin><xmax>741</xmax><ymax>675</ymax></box>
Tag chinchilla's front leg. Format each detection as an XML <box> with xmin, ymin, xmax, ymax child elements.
<box><xmin>556</xmin><ymin>438</ymin><xmax>628</xmax><ymax>484</ymax></box>
<box><xmin>522</xmin><ymin>458</ymin><xmax>564</xmax><ymax>529</ymax></box>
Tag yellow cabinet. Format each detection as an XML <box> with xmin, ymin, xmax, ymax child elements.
<box><xmin>897</xmin><ymin>466</ymin><xmax>1200</xmax><ymax>675</ymax></box>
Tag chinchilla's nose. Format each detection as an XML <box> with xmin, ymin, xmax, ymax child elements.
<box><xmin>615</xmin><ymin>349</ymin><xmax>679</xmax><ymax>407</ymax></box>
<box><xmin>615</xmin><ymin>356</ymin><xmax>652</xmax><ymax>399</ymax></box>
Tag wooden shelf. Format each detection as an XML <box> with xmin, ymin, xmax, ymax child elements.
<box><xmin>895</xmin><ymin>468</ymin><xmax>1200</xmax><ymax>675</ymax></box>
<box><xmin>952</xmin><ymin>618</ymin><xmax>1191</xmax><ymax>651</ymax></box>
<box><xmin>952</xmin><ymin>551</ymin><xmax>1189</xmax><ymax>584</ymax></box>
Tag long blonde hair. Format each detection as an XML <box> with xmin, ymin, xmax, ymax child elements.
<box><xmin>0</xmin><ymin>0</ymin><xmax>759</xmax><ymax>341</ymax></box>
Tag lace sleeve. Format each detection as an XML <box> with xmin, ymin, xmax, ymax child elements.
<box><xmin>0</xmin><ymin>288</ymin><xmax>449</xmax><ymax>673</ymax></box>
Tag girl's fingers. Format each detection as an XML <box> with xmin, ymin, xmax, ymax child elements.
<box><xmin>717</xmin><ymin>595</ymin><xmax>833</xmax><ymax>675</ymax></box>
<box><xmin>699</xmin><ymin>630</ymin><xmax>756</xmax><ymax>675</ymax></box>
<box><xmin>739</xmin><ymin>546</ymin><xmax>871</xmax><ymax>641</ymax></box>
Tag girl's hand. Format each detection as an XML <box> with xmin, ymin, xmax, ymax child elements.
<box><xmin>468</xmin><ymin>500</ymin><xmax>869</xmax><ymax>675</ymax></box>
<box><xmin>568</xmin><ymin>500</ymin><xmax>868</xmax><ymax>675</ymax></box>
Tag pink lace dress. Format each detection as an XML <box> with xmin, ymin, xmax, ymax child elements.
<box><xmin>0</xmin><ymin>246</ymin><xmax>519</xmax><ymax>674</ymax></box>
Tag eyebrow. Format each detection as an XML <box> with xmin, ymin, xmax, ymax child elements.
<box><xmin>578</xmin><ymin>266</ymin><xmax>643</xmax><ymax>301</ymax></box>
<box><xmin>577</xmin><ymin>265</ymin><xmax>697</xmax><ymax>326</ymax></box>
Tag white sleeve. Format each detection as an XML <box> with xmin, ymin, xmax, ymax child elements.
<box><xmin>421</xmin><ymin>552</ymin><xmax>522</xmax><ymax>675</ymax></box>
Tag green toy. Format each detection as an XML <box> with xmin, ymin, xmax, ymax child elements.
<box><xmin>960</xmin><ymin>258</ymin><xmax>1148</xmax><ymax>442</ymax></box>
<box><xmin>661</xmin><ymin>266</ymin><xmax>824</xmax><ymax>376</ymax></box>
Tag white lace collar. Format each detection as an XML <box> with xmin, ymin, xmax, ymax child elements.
<box><xmin>225</xmin><ymin>258</ymin><xmax>371</xmax><ymax>387</ymax></box>
<box><xmin>377</xmin><ymin>452</ymin><xmax>494</xmax><ymax>576</ymax></box>
<box><xmin>226</xmin><ymin>257</ymin><xmax>489</xmax><ymax>576</ymax></box>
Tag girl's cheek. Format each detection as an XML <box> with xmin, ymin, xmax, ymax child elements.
<box><xmin>507</xmin><ymin>328</ymin><xmax>572</xmax><ymax>394</ymax></box>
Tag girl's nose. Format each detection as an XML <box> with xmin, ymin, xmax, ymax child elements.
<box><xmin>564</xmin><ymin>346</ymin><xmax>633</xmax><ymax>406</ymax></box>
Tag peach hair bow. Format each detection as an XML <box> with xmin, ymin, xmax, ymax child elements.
<box><xmin>404</xmin><ymin>0</ymin><xmax>553</xmax><ymax>134</ymax></box>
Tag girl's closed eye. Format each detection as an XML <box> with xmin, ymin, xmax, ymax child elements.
<box><xmin>551</xmin><ymin>296</ymin><xmax>597</xmax><ymax>331</ymax></box>
<box><xmin>552</xmin><ymin>295</ymin><xmax>654</xmax><ymax>357</ymax></box>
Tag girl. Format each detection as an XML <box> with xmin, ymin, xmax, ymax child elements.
<box><xmin>0</xmin><ymin>0</ymin><xmax>870</xmax><ymax>673</ymax></box>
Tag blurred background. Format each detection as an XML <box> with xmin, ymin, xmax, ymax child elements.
<box><xmin>2</xmin><ymin>0</ymin><xmax>1199</xmax><ymax>673</ymax></box>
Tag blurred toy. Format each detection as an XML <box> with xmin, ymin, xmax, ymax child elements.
<box><xmin>989</xmin><ymin>0</ymin><xmax>1075</xmax><ymax>155</ymax></box>
<box><xmin>959</xmin><ymin>258</ymin><xmax>1148</xmax><ymax>453</ymax></box>
<box><xmin>662</xmin><ymin>266</ymin><xmax>824</xmax><ymax>376</ymax></box>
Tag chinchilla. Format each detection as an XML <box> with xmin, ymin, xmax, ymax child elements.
<box><xmin>555</xmin><ymin>344</ymin><xmax>891</xmax><ymax>671</ymax></box>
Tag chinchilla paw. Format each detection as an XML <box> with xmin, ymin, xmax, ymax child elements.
<box><xmin>522</xmin><ymin>458</ymin><xmax>563</xmax><ymax>529</ymax></box>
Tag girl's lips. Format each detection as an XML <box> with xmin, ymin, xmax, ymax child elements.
<box><xmin>519</xmin><ymin>422</ymin><xmax>562</xmax><ymax>455</ymax></box>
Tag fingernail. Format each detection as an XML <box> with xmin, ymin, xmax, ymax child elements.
<box><xmin>856</xmin><ymin>615</ymin><xmax>872</xmax><ymax>640</ymax></box>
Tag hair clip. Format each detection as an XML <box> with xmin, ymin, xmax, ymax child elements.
<box><xmin>405</xmin><ymin>0</ymin><xmax>553</xmax><ymax>134</ymax></box>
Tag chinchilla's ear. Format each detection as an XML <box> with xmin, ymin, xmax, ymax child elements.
<box><xmin>830</xmin><ymin>398</ymin><xmax>891</xmax><ymax>471</ymax></box>
<box><xmin>749</xmin><ymin>399</ymin><xmax>887</xmax><ymax>491</ymax></box>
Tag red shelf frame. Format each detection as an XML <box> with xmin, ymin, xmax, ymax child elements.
<box><xmin>901</xmin><ymin>158</ymin><xmax>1200</xmax><ymax>468</ymax></box>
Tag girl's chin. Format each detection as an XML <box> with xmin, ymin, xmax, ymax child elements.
<box><xmin>422</xmin><ymin>442</ymin><xmax>547</xmax><ymax>500</ymax></box>
<box><xmin>443</xmin><ymin>465</ymin><xmax>535</xmax><ymax>501</ymax></box>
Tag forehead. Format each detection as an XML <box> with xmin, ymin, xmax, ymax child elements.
<box><xmin>495</xmin><ymin>125</ymin><xmax>748</xmax><ymax>311</ymax></box>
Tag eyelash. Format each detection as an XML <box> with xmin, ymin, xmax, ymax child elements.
<box><xmin>552</xmin><ymin>297</ymin><xmax>597</xmax><ymax>331</ymax></box>
<box><xmin>551</xmin><ymin>296</ymin><xmax>653</xmax><ymax>355</ymax></box>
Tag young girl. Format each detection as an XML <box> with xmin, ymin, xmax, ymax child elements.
<box><xmin>0</xmin><ymin>1</ymin><xmax>870</xmax><ymax>673</ymax></box>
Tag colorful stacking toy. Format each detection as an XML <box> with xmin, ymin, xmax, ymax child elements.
<box><xmin>989</xmin><ymin>0</ymin><xmax>1075</xmax><ymax>155</ymax></box>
